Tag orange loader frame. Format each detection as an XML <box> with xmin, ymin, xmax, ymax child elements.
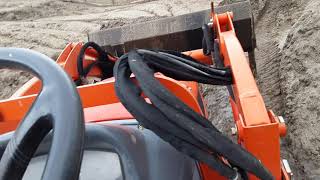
<box><xmin>0</xmin><ymin>12</ymin><xmax>290</xmax><ymax>180</ymax></box>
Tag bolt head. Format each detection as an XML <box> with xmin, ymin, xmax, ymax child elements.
<box><xmin>231</xmin><ymin>127</ymin><xmax>237</xmax><ymax>135</ymax></box>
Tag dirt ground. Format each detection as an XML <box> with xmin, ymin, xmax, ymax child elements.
<box><xmin>251</xmin><ymin>0</ymin><xmax>320</xmax><ymax>178</ymax></box>
<box><xmin>0</xmin><ymin>0</ymin><xmax>320</xmax><ymax>179</ymax></box>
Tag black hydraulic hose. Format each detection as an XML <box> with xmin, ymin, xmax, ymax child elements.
<box><xmin>202</xmin><ymin>24</ymin><xmax>214</xmax><ymax>56</ymax></box>
<box><xmin>213</xmin><ymin>40</ymin><xmax>235</xmax><ymax>101</ymax></box>
<box><xmin>114</xmin><ymin>54</ymin><xmax>217</xmax><ymax>151</ymax></box>
<box><xmin>114</xmin><ymin>55</ymin><xmax>238</xmax><ymax>179</ymax></box>
<box><xmin>77</xmin><ymin>42</ymin><xmax>114</xmax><ymax>85</ymax></box>
<box><xmin>114</xmin><ymin>50</ymin><xmax>274</xmax><ymax>180</ymax></box>
<box><xmin>137</xmin><ymin>49</ymin><xmax>232</xmax><ymax>85</ymax></box>
<box><xmin>129</xmin><ymin>51</ymin><xmax>272</xmax><ymax>178</ymax></box>
<box><xmin>159</xmin><ymin>51</ymin><xmax>228</xmax><ymax>76</ymax></box>
<box><xmin>77</xmin><ymin>42</ymin><xmax>106</xmax><ymax>78</ymax></box>
<box><xmin>141</xmin><ymin>49</ymin><xmax>229</xmax><ymax>77</ymax></box>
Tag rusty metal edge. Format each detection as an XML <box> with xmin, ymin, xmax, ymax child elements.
<box><xmin>88</xmin><ymin>1</ymin><xmax>254</xmax><ymax>55</ymax></box>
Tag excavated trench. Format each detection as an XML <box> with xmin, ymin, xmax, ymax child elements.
<box><xmin>0</xmin><ymin>0</ymin><xmax>319</xmax><ymax>178</ymax></box>
<box><xmin>252</xmin><ymin>0</ymin><xmax>320</xmax><ymax>178</ymax></box>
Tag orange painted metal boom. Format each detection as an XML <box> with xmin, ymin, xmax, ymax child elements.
<box><xmin>213</xmin><ymin>12</ymin><xmax>288</xmax><ymax>179</ymax></box>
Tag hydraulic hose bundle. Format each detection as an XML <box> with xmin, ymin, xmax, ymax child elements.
<box><xmin>76</xmin><ymin>42</ymin><xmax>115</xmax><ymax>85</ymax></box>
<box><xmin>113</xmin><ymin>49</ymin><xmax>274</xmax><ymax>180</ymax></box>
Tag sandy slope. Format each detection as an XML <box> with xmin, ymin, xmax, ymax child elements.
<box><xmin>250</xmin><ymin>0</ymin><xmax>320</xmax><ymax>177</ymax></box>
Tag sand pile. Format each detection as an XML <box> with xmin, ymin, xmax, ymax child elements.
<box><xmin>278</xmin><ymin>0</ymin><xmax>320</xmax><ymax>177</ymax></box>
<box><xmin>250</xmin><ymin>0</ymin><xmax>320</xmax><ymax>178</ymax></box>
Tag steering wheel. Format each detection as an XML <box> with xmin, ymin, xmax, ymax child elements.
<box><xmin>0</xmin><ymin>48</ymin><xmax>84</xmax><ymax>180</ymax></box>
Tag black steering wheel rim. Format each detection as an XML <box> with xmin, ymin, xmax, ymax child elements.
<box><xmin>0</xmin><ymin>48</ymin><xmax>84</xmax><ymax>180</ymax></box>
